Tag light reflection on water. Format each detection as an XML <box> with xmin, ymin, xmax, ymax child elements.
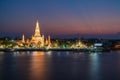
<box><xmin>29</xmin><ymin>51</ymin><xmax>51</xmax><ymax>80</ymax></box>
<box><xmin>0</xmin><ymin>51</ymin><xmax>120</xmax><ymax>80</ymax></box>
<box><xmin>89</xmin><ymin>53</ymin><xmax>100</xmax><ymax>80</ymax></box>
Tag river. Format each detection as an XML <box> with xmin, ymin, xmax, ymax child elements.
<box><xmin>0</xmin><ymin>51</ymin><xmax>120</xmax><ymax>80</ymax></box>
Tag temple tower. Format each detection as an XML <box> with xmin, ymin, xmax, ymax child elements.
<box><xmin>31</xmin><ymin>20</ymin><xmax>44</xmax><ymax>47</ymax></box>
<box><xmin>48</xmin><ymin>35</ymin><xmax>51</xmax><ymax>45</ymax></box>
<box><xmin>45</xmin><ymin>35</ymin><xmax>51</xmax><ymax>46</ymax></box>
<box><xmin>22</xmin><ymin>34</ymin><xmax>25</xmax><ymax>43</ymax></box>
<box><xmin>34</xmin><ymin>20</ymin><xmax>41</xmax><ymax>37</ymax></box>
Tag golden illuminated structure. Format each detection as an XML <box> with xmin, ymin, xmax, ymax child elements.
<box><xmin>22</xmin><ymin>34</ymin><xmax>25</xmax><ymax>43</ymax></box>
<box><xmin>71</xmin><ymin>40</ymin><xmax>87</xmax><ymax>48</ymax></box>
<box><xmin>16</xmin><ymin>34</ymin><xmax>25</xmax><ymax>47</ymax></box>
<box><xmin>17</xmin><ymin>20</ymin><xmax>51</xmax><ymax>48</ymax></box>
<box><xmin>31</xmin><ymin>20</ymin><xmax>44</xmax><ymax>47</ymax></box>
<box><xmin>45</xmin><ymin>35</ymin><xmax>51</xmax><ymax>46</ymax></box>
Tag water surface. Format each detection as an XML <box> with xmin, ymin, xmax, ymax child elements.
<box><xmin>0</xmin><ymin>51</ymin><xmax>120</xmax><ymax>80</ymax></box>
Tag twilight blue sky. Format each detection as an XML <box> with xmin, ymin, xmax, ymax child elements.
<box><xmin>0</xmin><ymin>0</ymin><xmax>120</xmax><ymax>38</ymax></box>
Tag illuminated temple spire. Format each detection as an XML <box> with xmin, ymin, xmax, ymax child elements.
<box><xmin>22</xmin><ymin>34</ymin><xmax>25</xmax><ymax>43</ymax></box>
<box><xmin>34</xmin><ymin>20</ymin><xmax>41</xmax><ymax>37</ymax></box>
<box><xmin>31</xmin><ymin>20</ymin><xmax>44</xmax><ymax>46</ymax></box>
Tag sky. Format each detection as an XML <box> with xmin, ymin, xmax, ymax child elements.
<box><xmin>0</xmin><ymin>0</ymin><xmax>120</xmax><ymax>39</ymax></box>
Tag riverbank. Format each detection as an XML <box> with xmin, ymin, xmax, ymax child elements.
<box><xmin>0</xmin><ymin>48</ymin><xmax>113</xmax><ymax>52</ymax></box>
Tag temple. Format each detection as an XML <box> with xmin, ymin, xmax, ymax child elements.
<box><xmin>22</xmin><ymin>34</ymin><xmax>25</xmax><ymax>43</ymax></box>
<box><xmin>17</xmin><ymin>20</ymin><xmax>51</xmax><ymax>48</ymax></box>
<box><xmin>30</xmin><ymin>20</ymin><xmax>44</xmax><ymax>47</ymax></box>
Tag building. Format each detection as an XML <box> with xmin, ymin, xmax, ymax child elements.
<box><xmin>22</xmin><ymin>34</ymin><xmax>25</xmax><ymax>43</ymax></box>
<box><xmin>17</xmin><ymin>20</ymin><xmax>51</xmax><ymax>48</ymax></box>
<box><xmin>45</xmin><ymin>35</ymin><xmax>51</xmax><ymax>46</ymax></box>
<box><xmin>30</xmin><ymin>20</ymin><xmax>44</xmax><ymax>47</ymax></box>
